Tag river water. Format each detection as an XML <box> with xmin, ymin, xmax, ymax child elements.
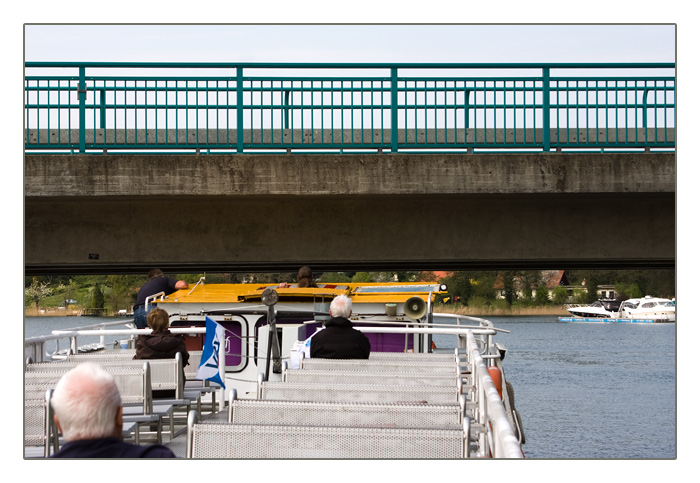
<box><xmin>484</xmin><ymin>316</ymin><xmax>676</xmax><ymax>459</ymax></box>
<box><xmin>23</xmin><ymin>314</ymin><xmax>676</xmax><ymax>459</ymax></box>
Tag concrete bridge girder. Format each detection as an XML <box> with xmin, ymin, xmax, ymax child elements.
<box><xmin>24</xmin><ymin>152</ymin><xmax>675</xmax><ymax>274</ymax></box>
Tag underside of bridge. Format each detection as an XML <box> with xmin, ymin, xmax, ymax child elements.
<box><xmin>24</xmin><ymin>153</ymin><xmax>676</xmax><ymax>275</ymax></box>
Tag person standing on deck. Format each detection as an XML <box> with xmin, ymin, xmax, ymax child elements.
<box><xmin>295</xmin><ymin>266</ymin><xmax>317</xmax><ymax>288</ymax></box>
<box><xmin>278</xmin><ymin>265</ymin><xmax>318</xmax><ymax>288</ymax></box>
<box><xmin>50</xmin><ymin>362</ymin><xmax>176</xmax><ymax>458</ymax></box>
<box><xmin>133</xmin><ymin>269</ymin><xmax>187</xmax><ymax>329</ymax></box>
<box><xmin>310</xmin><ymin>294</ymin><xmax>371</xmax><ymax>359</ymax></box>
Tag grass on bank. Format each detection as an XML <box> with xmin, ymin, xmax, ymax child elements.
<box><xmin>433</xmin><ymin>304</ymin><xmax>569</xmax><ymax>316</ymax></box>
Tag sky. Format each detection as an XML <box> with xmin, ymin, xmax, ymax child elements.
<box><xmin>8</xmin><ymin>6</ymin><xmax>696</xmax><ymax>474</ymax></box>
<box><xmin>23</xmin><ymin>24</ymin><xmax>675</xmax><ymax>65</ymax></box>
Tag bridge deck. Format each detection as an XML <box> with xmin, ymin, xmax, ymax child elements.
<box><xmin>25</xmin><ymin>128</ymin><xmax>675</xmax><ymax>152</ymax></box>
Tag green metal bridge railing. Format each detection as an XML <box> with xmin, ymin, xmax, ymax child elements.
<box><xmin>24</xmin><ymin>62</ymin><xmax>675</xmax><ymax>153</ymax></box>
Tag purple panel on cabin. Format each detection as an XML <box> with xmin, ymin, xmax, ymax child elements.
<box><xmin>218</xmin><ymin>321</ymin><xmax>242</xmax><ymax>366</ymax></box>
<box><xmin>304</xmin><ymin>322</ymin><xmax>414</xmax><ymax>353</ymax></box>
<box><xmin>365</xmin><ymin>332</ymin><xmax>414</xmax><ymax>353</ymax></box>
<box><xmin>303</xmin><ymin>322</ymin><xmax>323</xmax><ymax>339</ymax></box>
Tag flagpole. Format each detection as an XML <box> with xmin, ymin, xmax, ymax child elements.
<box><xmin>218</xmin><ymin>328</ymin><xmax>225</xmax><ymax>412</ymax></box>
<box><xmin>261</xmin><ymin>288</ymin><xmax>280</xmax><ymax>382</ymax></box>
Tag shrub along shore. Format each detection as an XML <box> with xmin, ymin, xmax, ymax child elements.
<box><xmin>432</xmin><ymin>305</ymin><xmax>569</xmax><ymax>316</ymax></box>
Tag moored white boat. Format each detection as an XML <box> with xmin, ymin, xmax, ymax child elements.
<box><xmin>566</xmin><ymin>299</ymin><xmax>621</xmax><ymax>319</ymax></box>
<box><xmin>618</xmin><ymin>296</ymin><xmax>675</xmax><ymax>322</ymax></box>
<box><xmin>561</xmin><ymin>295</ymin><xmax>675</xmax><ymax>323</ymax></box>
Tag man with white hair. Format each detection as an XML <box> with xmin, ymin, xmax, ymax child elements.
<box><xmin>310</xmin><ymin>294</ymin><xmax>371</xmax><ymax>359</ymax></box>
<box><xmin>50</xmin><ymin>362</ymin><xmax>175</xmax><ymax>458</ymax></box>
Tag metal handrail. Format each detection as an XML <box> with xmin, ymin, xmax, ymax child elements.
<box><xmin>24</xmin><ymin>62</ymin><xmax>675</xmax><ymax>153</ymax></box>
<box><xmin>24</xmin><ymin>61</ymin><xmax>676</xmax><ymax>68</ymax></box>
<box><xmin>466</xmin><ymin>329</ymin><xmax>522</xmax><ymax>458</ymax></box>
<box><xmin>24</xmin><ymin>318</ymin><xmax>137</xmax><ymax>362</ymax></box>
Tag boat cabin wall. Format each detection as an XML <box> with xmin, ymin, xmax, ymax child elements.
<box><xmin>300</xmin><ymin>320</ymin><xmax>419</xmax><ymax>353</ymax></box>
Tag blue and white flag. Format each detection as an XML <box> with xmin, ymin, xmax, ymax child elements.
<box><xmin>195</xmin><ymin>316</ymin><xmax>226</xmax><ymax>388</ymax></box>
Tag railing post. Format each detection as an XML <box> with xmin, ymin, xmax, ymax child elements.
<box><xmin>284</xmin><ymin>90</ymin><xmax>291</xmax><ymax>129</ymax></box>
<box><xmin>642</xmin><ymin>89</ymin><xmax>650</xmax><ymax>128</ymax></box>
<box><xmin>390</xmin><ymin>67</ymin><xmax>398</xmax><ymax>152</ymax></box>
<box><xmin>236</xmin><ymin>67</ymin><xmax>244</xmax><ymax>153</ymax></box>
<box><xmin>98</xmin><ymin>89</ymin><xmax>106</xmax><ymax>130</ymax></box>
<box><xmin>464</xmin><ymin>89</ymin><xmax>471</xmax><ymax>129</ymax></box>
<box><xmin>542</xmin><ymin>67</ymin><xmax>550</xmax><ymax>152</ymax></box>
<box><xmin>78</xmin><ymin>66</ymin><xmax>86</xmax><ymax>153</ymax></box>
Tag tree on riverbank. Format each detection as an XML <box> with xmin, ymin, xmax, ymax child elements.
<box><xmin>90</xmin><ymin>284</ymin><xmax>105</xmax><ymax>310</ymax></box>
<box><xmin>25</xmin><ymin>277</ymin><xmax>53</xmax><ymax>309</ymax></box>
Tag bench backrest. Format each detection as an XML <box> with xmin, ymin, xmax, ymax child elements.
<box><xmin>228</xmin><ymin>397</ymin><xmax>463</xmax><ymax>427</ymax></box>
<box><xmin>187</xmin><ymin>421</ymin><xmax>466</xmax><ymax>458</ymax></box>
<box><xmin>369</xmin><ymin>351</ymin><xmax>459</xmax><ymax>362</ymax></box>
<box><xmin>259</xmin><ymin>381</ymin><xmax>459</xmax><ymax>404</ymax></box>
<box><xmin>299</xmin><ymin>358</ymin><xmax>460</xmax><ymax>375</ymax></box>
<box><xmin>27</xmin><ymin>356</ymin><xmax>182</xmax><ymax>398</ymax></box>
<box><xmin>284</xmin><ymin>368</ymin><xmax>459</xmax><ymax>387</ymax></box>
<box><xmin>183</xmin><ymin>351</ymin><xmax>203</xmax><ymax>380</ymax></box>
<box><xmin>67</xmin><ymin>349</ymin><xmax>136</xmax><ymax>360</ymax></box>
<box><xmin>25</xmin><ymin>364</ymin><xmax>152</xmax><ymax>412</ymax></box>
<box><xmin>69</xmin><ymin>350</ymin><xmax>203</xmax><ymax>384</ymax></box>
<box><xmin>24</xmin><ymin>389</ymin><xmax>54</xmax><ymax>454</ymax></box>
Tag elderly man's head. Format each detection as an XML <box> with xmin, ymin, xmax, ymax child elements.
<box><xmin>51</xmin><ymin>362</ymin><xmax>123</xmax><ymax>441</ymax></box>
<box><xmin>329</xmin><ymin>294</ymin><xmax>352</xmax><ymax>319</ymax></box>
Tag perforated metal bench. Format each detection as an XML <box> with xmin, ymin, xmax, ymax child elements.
<box><xmin>299</xmin><ymin>358</ymin><xmax>460</xmax><ymax>375</ymax></box>
<box><xmin>186</xmin><ymin>412</ymin><xmax>469</xmax><ymax>458</ymax></box>
<box><xmin>227</xmin><ymin>389</ymin><xmax>466</xmax><ymax>428</ymax></box>
<box><xmin>32</xmin><ymin>355</ymin><xmax>186</xmax><ymax>399</ymax></box>
<box><xmin>24</xmin><ymin>389</ymin><xmax>56</xmax><ymax>458</ymax></box>
<box><xmin>258</xmin><ymin>380</ymin><xmax>460</xmax><ymax>404</ymax></box>
<box><xmin>67</xmin><ymin>349</ymin><xmax>202</xmax><ymax>380</ymax></box>
<box><xmin>68</xmin><ymin>350</ymin><xmax>215</xmax><ymax>417</ymax></box>
<box><xmin>65</xmin><ymin>351</ymin><xmax>218</xmax><ymax>420</ymax></box>
<box><xmin>369</xmin><ymin>351</ymin><xmax>460</xmax><ymax>362</ymax></box>
<box><xmin>24</xmin><ymin>362</ymin><xmax>170</xmax><ymax>443</ymax></box>
<box><xmin>283</xmin><ymin>368</ymin><xmax>461</xmax><ymax>388</ymax></box>
<box><xmin>24</xmin><ymin>388</ymin><xmax>139</xmax><ymax>458</ymax></box>
<box><xmin>67</xmin><ymin>348</ymin><xmax>136</xmax><ymax>360</ymax></box>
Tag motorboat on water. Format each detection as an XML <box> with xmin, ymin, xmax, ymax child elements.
<box><xmin>618</xmin><ymin>296</ymin><xmax>675</xmax><ymax>322</ymax></box>
<box><xmin>563</xmin><ymin>295</ymin><xmax>675</xmax><ymax>323</ymax></box>
<box><xmin>24</xmin><ymin>280</ymin><xmax>526</xmax><ymax>458</ymax></box>
<box><xmin>566</xmin><ymin>299</ymin><xmax>621</xmax><ymax>318</ymax></box>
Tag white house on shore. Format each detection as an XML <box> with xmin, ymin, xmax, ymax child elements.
<box><xmin>493</xmin><ymin>270</ymin><xmax>617</xmax><ymax>302</ymax></box>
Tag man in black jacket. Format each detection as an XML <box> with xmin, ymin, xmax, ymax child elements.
<box><xmin>310</xmin><ymin>294</ymin><xmax>371</xmax><ymax>359</ymax></box>
<box><xmin>50</xmin><ymin>362</ymin><xmax>175</xmax><ymax>458</ymax></box>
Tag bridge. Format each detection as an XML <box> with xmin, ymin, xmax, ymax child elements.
<box><xmin>24</xmin><ymin>62</ymin><xmax>675</xmax><ymax>275</ymax></box>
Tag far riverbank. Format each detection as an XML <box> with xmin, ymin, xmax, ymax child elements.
<box><xmin>431</xmin><ymin>305</ymin><xmax>569</xmax><ymax>316</ymax></box>
<box><xmin>25</xmin><ymin>305</ymin><xmax>569</xmax><ymax>317</ymax></box>
<box><xmin>24</xmin><ymin>307</ymin><xmax>117</xmax><ymax>317</ymax></box>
